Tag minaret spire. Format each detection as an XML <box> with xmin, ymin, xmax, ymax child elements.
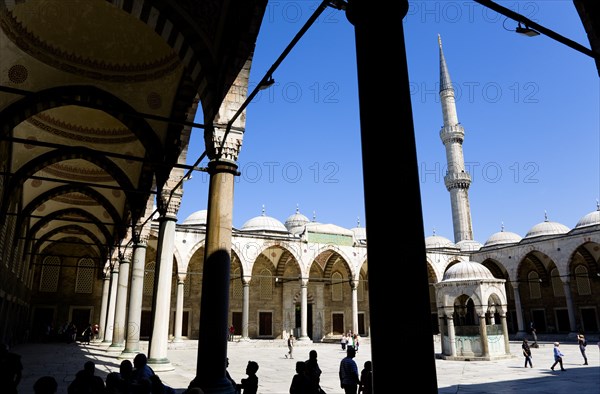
<box><xmin>438</xmin><ymin>35</ymin><xmax>474</xmax><ymax>243</ymax></box>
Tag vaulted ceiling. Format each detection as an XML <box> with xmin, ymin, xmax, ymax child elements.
<box><xmin>0</xmin><ymin>0</ymin><xmax>267</xmax><ymax>269</ymax></box>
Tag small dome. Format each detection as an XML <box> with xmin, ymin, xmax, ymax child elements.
<box><xmin>241</xmin><ymin>207</ymin><xmax>288</xmax><ymax>233</ymax></box>
<box><xmin>284</xmin><ymin>207</ymin><xmax>310</xmax><ymax>234</ymax></box>
<box><xmin>425</xmin><ymin>234</ymin><xmax>455</xmax><ymax>249</ymax></box>
<box><xmin>442</xmin><ymin>261</ymin><xmax>495</xmax><ymax>281</ymax></box>
<box><xmin>524</xmin><ymin>215</ymin><xmax>570</xmax><ymax>239</ymax></box>
<box><xmin>575</xmin><ymin>205</ymin><xmax>600</xmax><ymax>228</ymax></box>
<box><xmin>182</xmin><ymin>210</ymin><xmax>207</xmax><ymax>226</ymax></box>
<box><xmin>456</xmin><ymin>239</ymin><xmax>483</xmax><ymax>252</ymax></box>
<box><xmin>484</xmin><ymin>227</ymin><xmax>522</xmax><ymax>247</ymax></box>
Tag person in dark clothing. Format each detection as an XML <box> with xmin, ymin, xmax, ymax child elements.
<box><xmin>68</xmin><ymin>360</ymin><xmax>105</xmax><ymax>394</ymax></box>
<box><xmin>81</xmin><ymin>324</ymin><xmax>93</xmax><ymax>345</ymax></box>
<box><xmin>358</xmin><ymin>360</ymin><xmax>372</xmax><ymax>394</ymax></box>
<box><xmin>522</xmin><ymin>339</ymin><xmax>533</xmax><ymax>368</ymax></box>
<box><xmin>304</xmin><ymin>350</ymin><xmax>322</xmax><ymax>394</ymax></box>
<box><xmin>290</xmin><ymin>361</ymin><xmax>311</xmax><ymax>394</ymax></box>
<box><xmin>0</xmin><ymin>343</ymin><xmax>23</xmax><ymax>394</ymax></box>
<box><xmin>34</xmin><ymin>376</ymin><xmax>58</xmax><ymax>394</ymax></box>
<box><xmin>237</xmin><ymin>361</ymin><xmax>259</xmax><ymax>394</ymax></box>
<box><xmin>339</xmin><ymin>347</ymin><xmax>359</xmax><ymax>394</ymax></box>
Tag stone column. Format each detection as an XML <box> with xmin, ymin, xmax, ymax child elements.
<box><xmin>121</xmin><ymin>236</ymin><xmax>147</xmax><ymax>357</ymax></box>
<box><xmin>173</xmin><ymin>275</ymin><xmax>186</xmax><ymax>343</ymax></box>
<box><xmin>97</xmin><ymin>272</ymin><xmax>110</xmax><ymax>342</ymax></box>
<box><xmin>242</xmin><ymin>277</ymin><xmax>250</xmax><ymax>340</ymax></box>
<box><xmin>479</xmin><ymin>314</ymin><xmax>489</xmax><ymax>358</ymax></box>
<box><xmin>512</xmin><ymin>282</ymin><xmax>526</xmax><ymax>338</ymax></box>
<box><xmin>447</xmin><ymin>315</ymin><xmax>457</xmax><ymax>357</ymax></box>
<box><xmin>347</xmin><ymin>1</ymin><xmax>437</xmax><ymax>391</ymax></box>
<box><xmin>562</xmin><ymin>279</ymin><xmax>578</xmax><ymax>334</ymax></box>
<box><xmin>299</xmin><ymin>278</ymin><xmax>309</xmax><ymax>340</ymax></box>
<box><xmin>500</xmin><ymin>313</ymin><xmax>511</xmax><ymax>355</ymax></box>
<box><xmin>438</xmin><ymin>313</ymin><xmax>446</xmax><ymax>355</ymax></box>
<box><xmin>351</xmin><ymin>280</ymin><xmax>359</xmax><ymax>335</ymax></box>
<box><xmin>148</xmin><ymin>191</ymin><xmax>179</xmax><ymax>371</ymax></box>
<box><xmin>103</xmin><ymin>263</ymin><xmax>119</xmax><ymax>343</ymax></box>
<box><xmin>191</xmin><ymin>159</ymin><xmax>237</xmax><ymax>393</ymax></box>
<box><xmin>109</xmin><ymin>255</ymin><xmax>131</xmax><ymax>351</ymax></box>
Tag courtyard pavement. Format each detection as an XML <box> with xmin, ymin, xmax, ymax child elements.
<box><xmin>10</xmin><ymin>336</ymin><xmax>600</xmax><ymax>393</ymax></box>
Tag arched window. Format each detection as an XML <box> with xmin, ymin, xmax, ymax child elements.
<box><xmin>39</xmin><ymin>256</ymin><xmax>60</xmax><ymax>292</ymax></box>
<box><xmin>551</xmin><ymin>268</ymin><xmax>564</xmax><ymax>297</ymax></box>
<box><xmin>232</xmin><ymin>267</ymin><xmax>243</xmax><ymax>299</ymax></box>
<box><xmin>143</xmin><ymin>262</ymin><xmax>156</xmax><ymax>296</ymax></box>
<box><xmin>259</xmin><ymin>268</ymin><xmax>272</xmax><ymax>300</ymax></box>
<box><xmin>332</xmin><ymin>272</ymin><xmax>343</xmax><ymax>301</ymax></box>
<box><xmin>75</xmin><ymin>258</ymin><xmax>95</xmax><ymax>294</ymax></box>
<box><xmin>528</xmin><ymin>271</ymin><xmax>541</xmax><ymax>299</ymax></box>
<box><xmin>575</xmin><ymin>265</ymin><xmax>591</xmax><ymax>295</ymax></box>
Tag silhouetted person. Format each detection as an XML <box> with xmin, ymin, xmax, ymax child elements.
<box><xmin>290</xmin><ymin>360</ymin><xmax>311</xmax><ymax>394</ymax></box>
<box><xmin>34</xmin><ymin>376</ymin><xmax>58</xmax><ymax>394</ymax></box>
<box><xmin>304</xmin><ymin>350</ymin><xmax>322</xmax><ymax>394</ymax></box>
<box><xmin>339</xmin><ymin>347</ymin><xmax>359</xmax><ymax>394</ymax></box>
<box><xmin>358</xmin><ymin>360</ymin><xmax>372</xmax><ymax>394</ymax></box>
<box><xmin>225</xmin><ymin>357</ymin><xmax>240</xmax><ymax>393</ymax></box>
<box><xmin>68</xmin><ymin>360</ymin><xmax>105</xmax><ymax>394</ymax></box>
<box><xmin>133</xmin><ymin>353</ymin><xmax>155</xmax><ymax>381</ymax></box>
<box><xmin>237</xmin><ymin>360</ymin><xmax>259</xmax><ymax>394</ymax></box>
<box><xmin>0</xmin><ymin>343</ymin><xmax>23</xmax><ymax>394</ymax></box>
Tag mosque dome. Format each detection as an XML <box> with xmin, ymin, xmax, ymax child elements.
<box><xmin>524</xmin><ymin>214</ymin><xmax>570</xmax><ymax>239</ymax></box>
<box><xmin>575</xmin><ymin>204</ymin><xmax>600</xmax><ymax>228</ymax></box>
<box><xmin>182</xmin><ymin>210</ymin><xmax>207</xmax><ymax>226</ymax></box>
<box><xmin>284</xmin><ymin>207</ymin><xmax>310</xmax><ymax>235</ymax></box>
<box><xmin>241</xmin><ymin>207</ymin><xmax>288</xmax><ymax>233</ymax></box>
<box><xmin>442</xmin><ymin>261</ymin><xmax>495</xmax><ymax>281</ymax></box>
<box><xmin>484</xmin><ymin>225</ymin><xmax>522</xmax><ymax>247</ymax></box>
<box><xmin>456</xmin><ymin>239</ymin><xmax>483</xmax><ymax>252</ymax></box>
<box><xmin>425</xmin><ymin>233</ymin><xmax>455</xmax><ymax>249</ymax></box>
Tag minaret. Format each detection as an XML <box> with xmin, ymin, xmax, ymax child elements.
<box><xmin>438</xmin><ymin>34</ymin><xmax>474</xmax><ymax>242</ymax></box>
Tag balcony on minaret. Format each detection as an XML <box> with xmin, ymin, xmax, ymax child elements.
<box><xmin>444</xmin><ymin>171</ymin><xmax>471</xmax><ymax>190</ymax></box>
<box><xmin>439</xmin><ymin>124</ymin><xmax>465</xmax><ymax>144</ymax></box>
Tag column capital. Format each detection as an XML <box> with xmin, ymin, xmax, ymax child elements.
<box><xmin>157</xmin><ymin>189</ymin><xmax>181</xmax><ymax>218</ymax></box>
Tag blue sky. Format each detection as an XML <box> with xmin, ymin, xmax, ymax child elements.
<box><xmin>179</xmin><ymin>1</ymin><xmax>599</xmax><ymax>244</ymax></box>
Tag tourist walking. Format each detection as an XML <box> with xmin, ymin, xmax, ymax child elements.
<box><xmin>550</xmin><ymin>342</ymin><xmax>566</xmax><ymax>371</ymax></box>
<box><xmin>522</xmin><ymin>339</ymin><xmax>533</xmax><ymax>368</ymax></box>
<box><xmin>339</xmin><ymin>347</ymin><xmax>359</xmax><ymax>394</ymax></box>
<box><xmin>285</xmin><ymin>334</ymin><xmax>295</xmax><ymax>359</ymax></box>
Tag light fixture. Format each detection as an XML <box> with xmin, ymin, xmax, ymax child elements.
<box><xmin>516</xmin><ymin>22</ymin><xmax>540</xmax><ymax>37</ymax></box>
<box><xmin>258</xmin><ymin>76</ymin><xmax>275</xmax><ymax>90</ymax></box>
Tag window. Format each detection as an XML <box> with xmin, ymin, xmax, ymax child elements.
<box><xmin>39</xmin><ymin>256</ymin><xmax>60</xmax><ymax>292</ymax></box>
<box><xmin>75</xmin><ymin>258</ymin><xmax>95</xmax><ymax>293</ymax></box>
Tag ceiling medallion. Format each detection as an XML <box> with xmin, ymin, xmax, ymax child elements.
<box><xmin>8</xmin><ymin>64</ymin><xmax>28</xmax><ymax>84</ymax></box>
